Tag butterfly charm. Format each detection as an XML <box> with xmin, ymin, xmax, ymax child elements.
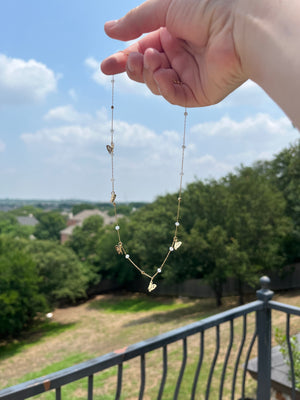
<box><xmin>148</xmin><ymin>281</ymin><xmax>157</xmax><ymax>292</ymax></box>
<box><xmin>115</xmin><ymin>244</ymin><xmax>123</xmax><ymax>255</ymax></box>
<box><xmin>174</xmin><ymin>241</ymin><xmax>182</xmax><ymax>250</ymax></box>
<box><xmin>106</xmin><ymin>144</ymin><xmax>114</xmax><ymax>154</ymax></box>
<box><xmin>110</xmin><ymin>192</ymin><xmax>116</xmax><ymax>203</ymax></box>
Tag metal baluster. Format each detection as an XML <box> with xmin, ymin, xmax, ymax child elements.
<box><xmin>205</xmin><ymin>325</ymin><xmax>220</xmax><ymax>400</ymax></box>
<box><xmin>115</xmin><ymin>364</ymin><xmax>123</xmax><ymax>400</ymax></box>
<box><xmin>231</xmin><ymin>314</ymin><xmax>247</xmax><ymax>400</ymax></box>
<box><xmin>88</xmin><ymin>375</ymin><xmax>93</xmax><ymax>400</ymax></box>
<box><xmin>138</xmin><ymin>354</ymin><xmax>146</xmax><ymax>400</ymax></box>
<box><xmin>242</xmin><ymin>326</ymin><xmax>257</xmax><ymax>398</ymax></box>
<box><xmin>256</xmin><ymin>276</ymin><xmax>273</xmax><ymax>400</ymax></box>
<box><xmin>173</xmin><ymin>338</ymin><xmax>188</xmax><ymax>400</ymax></box>
<box><xmin>219</xmin><ymin>320</ymin><xmax>234</xmax><ymax>400</ymax></box>
<box><xmin>286</xmin><ymin>314</ymin><xmax>296</xmax><ymax>400</ymax></box>
<box><xmin>157</xmin><ymin>345</ymin><xmax>168</xmax><ymax>400</ymax></box>
<box><xmin>55</xmin><ymin>387</ymin><xmax>61</xmax><ymax>400</ymax></box>
<box><xmin>191</xmin><ymin>331</ymin><xmax>204</xmax><ymax>400</ymax></box>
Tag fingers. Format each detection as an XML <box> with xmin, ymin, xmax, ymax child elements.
<box><xmin>104</xmin><ymin>0</ymin><xmax>172</xmax><ymax>41</ymax></box>
<box><xmin>101</xmin><ymin>29</ymin><xmax>163</xmax><ymax>75</ymax></box>
<box><xmin>154</xmin><ymin>69</ymin><xmax>197</xmax><ymax>106</ymax></box>
<box><xmin>142</xmin><ymin>48</ymin><xmax>170</xmax><ymax>94</ymax></box>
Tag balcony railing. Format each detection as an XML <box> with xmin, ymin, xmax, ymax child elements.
<box><xmin>0</xmin><ymin>276</ymin><xmax>299</xmax><ymax>400</ymax></box>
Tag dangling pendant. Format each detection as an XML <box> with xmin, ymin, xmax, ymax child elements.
<box><xmin>148</xmin><ymin>280</ymin><xmax>157</xmax><ymax>292</ymax></box>
<box><xmin>106</xmin><ymin>144</ymin><xmax>114</xmax><ymax>154</ymax></box>
<box><xmin>110</xmin><ymin>191</ymin><xmax>116</xmax><ymax>203</ymax></box>
<box><xmin>115</xmin><ymin>243</ymin><xmax>123</xmax><ymax>255</ymax></box>
<box><xmin>174</xmin><ymin>241</ymin><xmax>182</xmax><ymax>250</ymax></box>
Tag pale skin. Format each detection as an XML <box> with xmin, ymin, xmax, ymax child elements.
<box><xmin>101</xmin><ymin>0</ymin><xmax>300</xmax><ymax>129</ymax></box>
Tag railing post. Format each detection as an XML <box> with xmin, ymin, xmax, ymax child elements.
<box><xmin>256</xmin><ymin>276</ymin><xmax>274</xmax><ymax>400</ymax></box>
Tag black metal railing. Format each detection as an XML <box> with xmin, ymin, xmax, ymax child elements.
<box><xmin>0</xmin><ymin>276</ymin><xmax>299</xmax><ymax>400</ymax></box>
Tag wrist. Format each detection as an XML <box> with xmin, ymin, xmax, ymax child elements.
<box><xmin>233</xmin><ymin>0</ymin><xmax>300</xmax><ymax>127</ymax></box>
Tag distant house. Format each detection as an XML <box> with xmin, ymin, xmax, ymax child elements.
<box><xmin>16</xmin><ymin>214</ymin><xmax>39</xmax><ymax>227</ymax></box>
<box><xmin>60</xmin><ymin>209</ymin><xmax>116</xmax><ymax>244</ymax></box>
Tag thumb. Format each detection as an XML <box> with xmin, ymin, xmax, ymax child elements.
<box><xmin>104</xmin><ymin>0</ymin><xmax>172</xmax><ymax>41</ymax></box>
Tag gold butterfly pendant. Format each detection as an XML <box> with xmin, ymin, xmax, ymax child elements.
<box><xmin>115</xmin><ymin>244</ymin><xmax>123</xmax><ymax>255</ymax></box>
<box><xmin>106</xmin><ymin>144</ymin><xmax>114</xmax><ymax>154</ymax></box>
<box><xmin>174</xmin><ymin>241</ymin><xmax>182</xmax><ymax>250</ymax></box>
<box><xmin>148</xmin><ymin>281</ymin><xmax>157</xmax><ymax>292</ymax></box>
<box><xmin>110</xmin><ymin>192</ymin><xmax>116</xmax><ymax>203</ymax></box>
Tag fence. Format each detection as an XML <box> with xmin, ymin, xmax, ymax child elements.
<box><xmin>0</xmin><ymin>276</ymin><xmax>299</xmax><ymax>400</ymax></box>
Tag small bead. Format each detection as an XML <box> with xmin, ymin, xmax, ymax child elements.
<box><xmin>182</xmin><ymin>145</ymin><xmax>186</xmax><ymax>149</ymax></box>
<box><xmin>184</xmin><ymin>111</ymin><xmax>188</xmax><ymax>116</ymax></box>
<box><xmin>178</xmin><ymin>197</ymin><xmax>182</xmax><ymax>201</ymax></box>
<box><xmin>175</xmin><ymin>222</ymin><xmax>180</xmax><ymax>227</ymax></box>
<box><xmin>125</xmin><ymin>254</ymin><xmax>130</xmax><ymax>259</ymax></box>
<box><xmin>115</xmin><ymin>225</ymin><xmax>120</xmax><ymax>231</ymax></box>
<box><xmin>157</xmin><ymin>268</ymin><xmax>162</xmax><ymax>273</ymax></box>
<box><xmin>111</xmin><ymin>105</ymin><xmax>114</xmax><ymax>109</ymax></box>
<box><xmin>169</xmin><ymin>246</ymin><xmax>174</xmax><ymax>252</ymax></box>
<box><xmin>180</xmin><ymin>172</ymin><xmax>184</xmax><ymax>176</ymax></box>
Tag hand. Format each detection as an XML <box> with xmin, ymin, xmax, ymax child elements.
<box><xmin>101</xmin><ymin>0</ymin><xmax>247</xmax><ymax>107</ymax></box>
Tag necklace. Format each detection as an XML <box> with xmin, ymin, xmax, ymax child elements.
<box><xmin>107</xmin><ymin>76</ymin><xmax>188</xmax><ymax>292</ymax></box>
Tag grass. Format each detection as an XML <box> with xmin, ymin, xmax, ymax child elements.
<box><xmin>0</xmin><ymin>320</ymin><xmax>76</xmax><ymax>361</ymax></box>
<box><xmin>89</xmin><ymin>295</ymin><xmax>196</xmax><ymax>313</ymax></box>
<box><xmin>0</xmin><ymin>290</ymin><xmax>299</xmax><ymax>399</ymax></box>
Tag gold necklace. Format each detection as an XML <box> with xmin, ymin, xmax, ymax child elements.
<box><xmin>107</xmin><ymin>76</ymin><xmax>187</xmax><ymax>292</ymax></box>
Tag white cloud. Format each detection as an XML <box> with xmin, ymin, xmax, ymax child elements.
<box><xmin>0</xmin><ymin>54</ymin><xmax>58</xmax><ymax>105</ymax></box>
<box><xmin>20</xmin><ymin>106</ymin><xmax>299</xmax><ymax>201</ymax></box>
<box><xmin>0</xmin><ymin>139</ymin><xmax>5</xmax><ymax>152</ymax></box>
<box><xmin>85</xmin><ymin>57</ymin><xmax>150</xmax><ymax>97</ymax></box>
<box><xmin>188</xmin><ymin>113</ymin><xmax>299</xmax><ymax>180</ymax></box>
<box><xmin>44</xmin><ymin>105</ymin><xmax>92</xmax><ymax>124</ymax></box>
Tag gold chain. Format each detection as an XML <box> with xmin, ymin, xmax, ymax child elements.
<box><xmin>107</xmin><ymin>76</ymin><xmax>187</xmax><ymax>292</ymax></box>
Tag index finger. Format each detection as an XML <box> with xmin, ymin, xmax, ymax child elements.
<box><xmin>104</xmin><ymin>0</ymin><xmax>172</xmax><ymax>41</ymax></box>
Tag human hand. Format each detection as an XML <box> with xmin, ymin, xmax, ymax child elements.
<box><xmin>101</xmin><ymin>0</ymin><xmax>247</xmax><ymax>107</ymax></box>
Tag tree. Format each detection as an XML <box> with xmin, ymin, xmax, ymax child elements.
<box><xmin>0</xmin><ymin>236</ymin><xmax>46</xmax><ymax>338</ymax></box>
<box><xmin>223</xmin><ymin>166</ymin><xmax>292</xmax><ymax>302</ymax></box>
<box><xmin>26</xmin><ymin>240</ymin><xmax>91</xmax><ymax>306</ymax></box>
<box><xmin>255</xmin><ymin>141</ymin><xmax>300</xmax><ymax>262</ymax></box>
<box><xmin>34</xmin><ymin>211</ymin><xmax>66</xmax><ymax>241</ymax></box>
<box><xmin>0</xmin><ymin>212</ymin><xmax>35</xmax><ymax>238</ymax></box>
<box><xmin>72</xmin><ymin>203</ymin><xmax>95</xmax><ymax>215</ymax></box>
<box><xmin>67</xmin><ymin>215</ymin><xmax>104</xmax><ymax>263</ymax></box>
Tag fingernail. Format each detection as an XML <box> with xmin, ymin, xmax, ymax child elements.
<box><xmin>104</xmin><ymin>20</ymin><xmax>118</xmax><ymax>31</ymax></box>
<box><xmin>127</xmin><ymin>56</ymin><xmax>135</xmax><ymax>73</ymax></box>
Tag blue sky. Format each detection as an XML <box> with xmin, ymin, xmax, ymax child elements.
<box><xmin>0</xmin><ymin>0</ymin><xmax>298</xmax><ymax>202</ymax></box>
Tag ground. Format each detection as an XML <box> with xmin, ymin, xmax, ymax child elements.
<box><xmin>0</xmin><ymin>290</ymin><xmax>299</xmax><ymax>399</ymax></box>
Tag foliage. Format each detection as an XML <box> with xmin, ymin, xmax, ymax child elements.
<box><xmin>275</xmin><ymin>328</ymin><xmax>300</xmax><ymax>389</ymax></box>
<box><xmin>0</xmin><ymin>212</ymin><xmax>35</xmax><ymax>238</ymax></box>
<box><xmin>67</xmin><ymin>215</ymin><xmax>103</xmax><ymax>263</ymax></box>
<box><xmin>34</xmin><ymin>211</ymin><xmax>66</xmax><ymax>241</ymax></box>
<box><xmin>71</xmin><ymin>203</ymin><xmax>96</xmax><ymax>215</ymax></box>
<box><xmin>26</xmin><ymin>240</ymin><xmax>91</xmax><ymax>306</ymax></box>
<box><xmin>107</xmin><ymin>203</ymin><xmax>135</xmax><ymax>217</ymax></box>
<box><xmin>0</xmin><ymin>236</ymin><xmax>46</xmax><ymax>338</ymax></box>
<box><xmin>255</xmin><ymin>140</ymin><xmax>300</xmax><ymax>262</ymax></box>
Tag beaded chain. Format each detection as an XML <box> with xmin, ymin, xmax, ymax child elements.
<box><xmin>107</xmin><ymin>76</ymin><xmax>188</xmax><ymax>292</ymax></box>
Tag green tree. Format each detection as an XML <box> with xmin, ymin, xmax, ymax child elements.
<box><xmin>34</xmin><ymin>211</ymin><xmax>66</xmax><ymax>241</ymax></box>
<box><xmin>0</xmin><ymin>212</ymin><xmax>35</xmax><ymax>238</ymax></box>
<box><xmin>256</xmin><ymin>141</ymin><xmax>300</xmax><ymax>262</ymax></box>
<box><xmin>223</xmin><ymin>166</ymin><xmax>291</xmax><ymax>302</ymax></box>
<box><xmin>26</xmin><ymin>240</ymin><xmax>91</xmax><ymax>306</ymax></box>
<box><xmin>0</xmin><ymin>236</ymin><xmax>46</xmax><ymax>338</ymax></box>
<box><xmin>72</xmin><ymin>203</ymin><xmax>95</xmax><ymax>215</ymax></box>
<box><xmin>67</xmin><ymin>215</ymin><xmax>104</xmax><ymax>263</ymax></box>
